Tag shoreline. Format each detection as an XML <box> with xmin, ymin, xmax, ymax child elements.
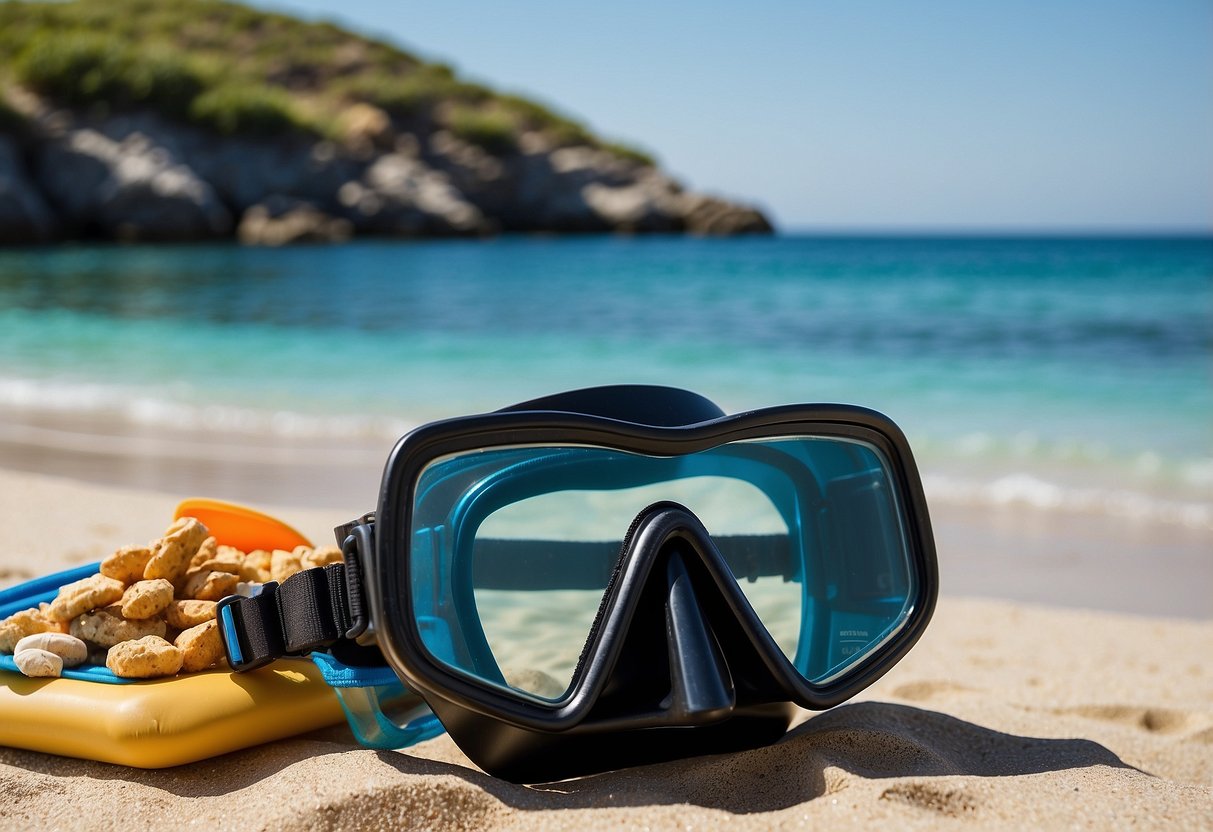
<box><xmin>1</xmin><ymin>412</ymin><xmax>1208</xmax><ymax>619</ymax></box>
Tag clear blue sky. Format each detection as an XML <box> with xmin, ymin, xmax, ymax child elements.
<box><xmin>257</xmin><ymin>0</ymin><xmax>1212</xmax><ymax>233</ymax></box>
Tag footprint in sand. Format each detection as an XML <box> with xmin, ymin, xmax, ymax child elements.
<box><xmin>889</xmin><ymin>680</ymin><xmax>978</xmax><ymax>702</ymax></box>
<box><xmin>1190</xmin><ymin>727</ymin><xmax>1213</xmax><ymax>745</ymax></box>
<box><xmin>1046</xmin><ymin>705</ymin><xmax>1199</xmax><ymax>735</ymax></box>
<box><xmin>880</xmin><ymin>782</ymin><xmax>980</xmax><ymax>816</ymax></box>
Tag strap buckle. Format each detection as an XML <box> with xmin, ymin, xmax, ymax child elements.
<box><xmin>217</xmin><ymin>582</ymin><xmax>282</xmax><ymax>672</ymax></box>
<box><xmin>217</xmin><ymin>511</ymin><xmax>378</xmax><ymax>673</ymax></box>
<box><xmin>336</xmin><ymin>513</ymin><xmax>375</xmax><ymax>641</ymax></box>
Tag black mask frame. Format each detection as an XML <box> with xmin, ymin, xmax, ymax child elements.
<box><xmin>364</xmin><ymin>385</ymin><xmax>938</xmax><ymax>781</ymax></box>
<box><xmin>219</xmin><ymin>385</ymin><xmax>938</xmax><ymax>782</ymax></box>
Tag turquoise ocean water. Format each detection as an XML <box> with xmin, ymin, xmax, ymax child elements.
<box><xmin>0</xmin><ymin>235</ymin><xmax>1209</xmax><ymax>527</ymax></box>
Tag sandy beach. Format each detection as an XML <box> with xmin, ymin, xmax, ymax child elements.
<box><xmin>1</xmin><ymin>0</ymin><xmax>1209</xmax><ymax>822</ymax></box>
<box><xmin>0</xmin><ymin>460</ymin><xmax>1210</xmax><ymax>831</ymax></box>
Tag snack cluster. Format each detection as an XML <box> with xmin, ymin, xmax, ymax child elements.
<box><xmin>0</xmin><ymin>517</ymin><xmax>342</xmax><ymax>679</ymax></box>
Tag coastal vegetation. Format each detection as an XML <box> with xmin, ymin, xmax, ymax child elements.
<box><xmin>0</xmin><ymin>0</ymin><xmax>654</xmax><ymax>162</ymax></box>
<box><xmin>0</xmin><ymin>0</ymin><xmax>771</xmax><ymax>243</ymax></box>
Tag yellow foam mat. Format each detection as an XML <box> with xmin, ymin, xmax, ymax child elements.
<box><xmin>0</xmin><ymin>658</ymin><xmax>345</xmax><ymax>768</ymax></box>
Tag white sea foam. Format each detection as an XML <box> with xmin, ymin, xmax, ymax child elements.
<box><xmin>2</xmin><ymin>375</ymin><xmax>1209</xmax><ymax>530</ymax></box>
<box><xmin>0</xmin><ymin>376</ymin><xmax>416</xmax><ymax>441</ymax></box>
<box><xmin>922</xmin><ymin>472</ymin><xmax>1213</xmax><ymax>530</ymax></box>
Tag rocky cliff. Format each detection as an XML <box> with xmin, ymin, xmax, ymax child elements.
<box><xmin>0</xmin><ymin>2</ymin><xmax>772</xmax><ymax>245</ymax></box>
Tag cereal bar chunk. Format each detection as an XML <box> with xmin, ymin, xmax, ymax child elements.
<box><xmin>100</xmin><ymin>545</ymin><xmax>155</xmax><ymax>585</ymax></box>
<box><xmin>144</xmin><ymin>517</ymin><xmax>209</xmax><ymax>585</ymax></box>
<box><xmin>47</xmin><ymin>574</ymin><xmax>125</xmax><ymax>623</ymax></box>
<box><xmin>191</xmin><ymin>541</ymin><xmax>244</xmax><ymax>575</ymax></box>
<box><xmin>187</xmin><ymin>536</ymin><xmax>218</xmax><ymax>570</ymax></box>
<box><xmin>120</xmin><ymin>579</ymin><xmax>175</xmax><ymax>620</ymax></box>
<box><xmin>36</xmin><ymin>603</ymin><xmax>70</xmax><ymax>634</ymax></box>
<box><xmin>165</xmin><ymin>600</ymin><xmax>217</xmax><ymax>630</ymax></box>
<box><xmin>301</xmin><ymin>546</ymin><xmax>343</xmax><ymax>571</ymax></box>
<box><xmin>270</xmin><ymin>548</ymin><xmax>303</xmax><ymax>583</ymax></box>
<box><xmin>71</xmin><ymin>606</ymin><xmax>166</xmax><ymax>648</ymax></box>
<box><xmin>182</xmin><ymin>569</ymin><xmax>239</xmax><ymax>602</ymax></box>
<box><xmin>106</xmin><ymin>636</ymin><xmax>183</xmax><ymax>679</ymax></box>
<box><xmin>0</xmin><ymin>608</ymin><xmax>54</xmax><ymax>653</ymax></box>
<box><xmin>239</xmin><ymin>550</ymin><xmax>272</xmax><ymax>583</ymax></box>
<box><xmin>175</xmin><ymin>620</ymin><xmax>225</xmax><ymax>672</ymax></box>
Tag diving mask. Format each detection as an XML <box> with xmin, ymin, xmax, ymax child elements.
<box><xmin>219</xmin><ymin>385</ymin><xmax>938</xmax><ymax>782</ymax></box>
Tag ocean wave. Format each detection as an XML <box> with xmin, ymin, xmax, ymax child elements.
<box><xmin>0</xmin><ymin>376</ymin><xmax>417</xmax><ymax>441</ymax></box>
<box><xmin>1</xmin><ymin>376</ymin><xmax>1209</xmax><ymax>529</ymax></box>
<box><xmin>922</xmin><ymin>472</ymin><xmax>1213</xmax><ymax>530</ymax></box>
<box><xmin>914</xmin><ymin>431</ymin><xmax>1213</xmax><ymax>490</ymax></box>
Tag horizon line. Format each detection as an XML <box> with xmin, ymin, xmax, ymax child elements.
<box><xmin>773</xmin><ymin>225</ymin><xmax>1213</xmax><ymax>239</ymax></box>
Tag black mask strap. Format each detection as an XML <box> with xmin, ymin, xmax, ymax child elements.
<box><xmin>218</xmin><ymin>564</ymin><xmax>355</xmax><ymax>671</ymax></box>
<box><xmin>498</xmin><ymin>384</ymin><xmax>726</xmax><ymax>426</ymax></box>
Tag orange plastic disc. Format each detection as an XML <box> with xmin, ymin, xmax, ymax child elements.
<box><xmin>173</xmin><ymin>498</ymin><xmax>313</xmax><ymax>552</ymax></box>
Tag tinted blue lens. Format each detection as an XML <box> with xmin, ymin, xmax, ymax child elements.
<box><xmin>407</xmin><ymin>437</ymin><xmax>916</xmax><ymax>699</ymax></box>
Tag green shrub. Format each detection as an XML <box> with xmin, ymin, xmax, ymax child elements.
<box><xmin>0</xmin><ymin>0</ymin><xmax>638</xmax><ymax>156</ymax></box>
<box><xmin>338</xmin><ymin>73</ymin><xmax>441</xmax><ymax>115</ymax></box>
<box><xmin>447</xmin><ymin>105</ymin><xmax>517</xmax><ymax>153</ymax></box>
<box><xmin>337</xmin><ymin>64</ymin><xmax>489</xmax><ymax>115</ymax></box>
<box><xmin>15</xmin><ymin>33</ymin><xmax>202</xmax><ymax>116</ymax></box>
<box><xmin>448</xmin><ymin>80</ymin><xmax>493</xmax><ymax>103</ymax></box>
<box><xmin>603</xmin><ymin>141</ymin><xmax>656</xmax><ymax>167</ymax></box>
<box><xmin>498</xmin><ymin>94</ymin><xmax>591</xmax><ymax>146</ymax></box>
<box><xmin>15</xmin><ymin>33</ymin><xmax>130</xmax><ymax>105</ymax></box>
<box><xmin>126</xmin><ymin>50</ymin><xmax>206</xmax><ymax>117</ymax></box>
<box><xmin>545</xmin><ymin>120</ymin><xmax>595</xmax><ymax>148</ymax></box>
<box><xmin>188</xmin><ymin>84</ymin><xmax>306</xmax><ymax>136</ymax></box>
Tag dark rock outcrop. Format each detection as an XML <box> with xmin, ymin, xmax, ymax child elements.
<box><xmin>237</xmin><ymin>195</ymin><xmax>353</xmax><ymax>246</ymax></box>
<box><xmin>348</xmin><ymin>151</ymin><xmax>486</xmax><ymax>235</ymax></box>
<box><xmin>0</xmin><ymin>133</ymin><xmax>57</xmax><ymax>243</ymax></box>
<box><xmin>36</xmin><ymin>125</ymin><xmax>231</xmax><ymax>241</ymax></box>
<box><xmin>0</xmin><ymin>103</ymin><xmax>772</xmax><ymax>244</ymax></box>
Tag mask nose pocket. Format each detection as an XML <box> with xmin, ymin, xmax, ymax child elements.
<box><xmin>662</xmin><ymin>548</ymin><xmax>736</xmax><ymax>723</ymax></box>
<box><xmin>575</xmin><ymin>502</ymin><xmax>791</xmax><ymax>729</ymax></box>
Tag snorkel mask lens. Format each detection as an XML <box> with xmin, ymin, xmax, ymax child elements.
<box><xmin>408</xmin><ymin>437</ymin><xmax>917</xmax><ymax>702</ymax></box>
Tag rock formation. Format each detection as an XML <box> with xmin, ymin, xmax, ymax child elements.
<box><xmin>0</xmin><ymin>103</ymin><xmax>772</xmax><ymax>245</ymax></box>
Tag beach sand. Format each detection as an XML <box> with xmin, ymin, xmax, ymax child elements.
<box><xmin>0</xmin><ymin>467</ymin><xmax>1210</xmax><ymax>831</ymax></box>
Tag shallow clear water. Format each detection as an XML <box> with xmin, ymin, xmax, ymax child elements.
<box><xmin>0</xmin><ymin>235</ymin><xmax>1209</xmax><ymax>525</ymax></box>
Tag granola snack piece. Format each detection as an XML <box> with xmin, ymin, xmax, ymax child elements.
<box><xmin>239</xmin><ymin>550</ymin><xmax>272</xmax><ymax>583</ymax></box>
<box><xmin>181</xmin><ymin>569</ymin><xmax>239</xmax><ymax>602</ymax></box>
<box><xmin>0</xmin><ymin>608</ymin><xmax>55</xmax><ymax>653</ymax></box>
<box><xmin>70</xmin><ymin>606</ymin><xmax>166</xmax><ymax>648</ymax></box>
<box><xmin>14</xmin><ymin>647</ymin><xmax>62</xmax><ymax>678</ymax></box>
<box><xmin>106</xmin><ymin>636</ymin><xmax>183</xmax><ymax>679</ymax></box>
<box><xmin>144</xmin><ymin>517</ymin><xmax>209</xmax><ymax>586</ymax></box>
<box><xmin>46</xmin><ymin>574</ymin><xmax>125</xmax><ymax>623</ymax></box>
<box><xmin>100</xmin><ymin>545</ymin><xmax>155</xmax><ymax>585</ymax></box>
<box><xmin>164</xmin><ymin>599</ymin><xmax>217</xmax><ymax>630</ymax></box>
<box><xmin>119</xmin><ymin>579</ymin><xmax>175</xmax><ymax>620</ymax></box>
<box><xmin>14</xmin><ymin>632</ymin><xmax>88</xmax><ymax>667</ymax></box>
<box><xmin>191</xmin><ymin>542</ymin><xmax>244</xmax><ymax>575</ymax></box>
<box><xmin>301</xmin><ymin>546</ymin><xmax>343</xmax><ymax>570</ymax></box>
<box><xmin>36</xmin><ymin>603</ymin><xmax>70</xmax><ymax>633</ymax></box>
<box><xmin>186</xmin><ymin>535</ymin><xmax>218</xmax><ymax>570</ymax></box>
<box><xmin>175</xmin><ymin>620</ymin><xmax>225</xmax><ymax>672</ymax></box>
<box><xmin>270</xmin><ymin>548</ymin><xmax>303</xmax><ymax>583</ymax></box>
